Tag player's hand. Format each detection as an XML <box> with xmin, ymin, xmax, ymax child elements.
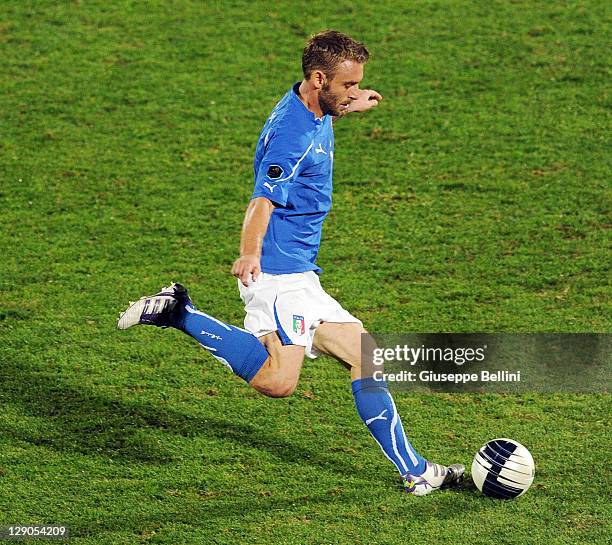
<box><xmin>231</xmin><ymin>254</ymin><xmax>261</xmax><ymax>287</ymax></box>
<box><xmin>348</xmin><ymin>89</ymin><xmax>383</xmax><ymax>113</ymax></box>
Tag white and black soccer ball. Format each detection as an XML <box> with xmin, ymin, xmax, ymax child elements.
<box><xmin>471</xmin><ymin>438</ymin><xmax>535</xmax><ymax>499</ymax></box>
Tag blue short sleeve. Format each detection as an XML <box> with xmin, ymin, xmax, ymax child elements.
<box><xmin>252</xmin><ymin>131</ymin><xmax>312</xmax><ymax>207</ymax></box>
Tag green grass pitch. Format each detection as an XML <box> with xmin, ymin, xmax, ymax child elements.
<box><xmin>1</xmin><ymin>1</ymin><xmax>610</xmax><ymax>543</ymax></box>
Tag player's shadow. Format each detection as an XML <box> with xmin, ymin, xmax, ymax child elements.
<box><xmin>0</xmin><ymin>358</ymin><xmax>358</xmax><ymax>477</ymax></box>
<box><xmin>61</xmin><ymin>481</ymin><xmax>486</xmax><ymax>539</ymax></box>
<box><xmin>0</xmin><ymin>359</ymin><xmax>490</xmax><ymax>538</ymax></box>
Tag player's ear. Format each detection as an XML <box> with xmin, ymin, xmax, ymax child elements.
<box><xmin>311</xmin><ymin>69</ymin><xmax>326</xmax><ymax>90</ymax></box>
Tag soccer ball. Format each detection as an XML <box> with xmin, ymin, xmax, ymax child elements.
<box><xmin>471</xmin><ymin>438</ymin><xmax>535</xmax><ymax>499</ymax></box>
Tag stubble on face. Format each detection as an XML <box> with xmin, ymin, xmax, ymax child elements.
<box><xmin>316</xmin><ymin>60</ymin><xmax>363</xmax><ymax>117</ymax></box>
<box><xmin>318</xmin><ymin>81</ymin><xmax>344</xmax><ymax>117</ymax></box>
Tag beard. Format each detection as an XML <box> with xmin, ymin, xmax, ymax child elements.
<box><xmin>318</xmin><ymin>83</ymin><xmax>345</xmax><ymax>117</ymax></box>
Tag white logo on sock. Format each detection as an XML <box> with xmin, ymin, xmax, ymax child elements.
<box><xmin>365</xmin><ymin>409</ymin><xmax>388</xmax><ymax>426</ymax></box>
<box><xmin>201</xmin><ymin>330</ymin><xmax>223</xmax><ymax>340</ymax></box>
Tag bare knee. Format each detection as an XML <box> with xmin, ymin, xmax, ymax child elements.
<box><xmin>249</xmin><ymin>354</ymin><xmax>301</xmax><ymax>398</ymax></box>
<box><xmin>252</xmin><ymin>375</ymin><xmax>298</xmax><ymax>398</ymax></box>
<box><xmin>263</xmin><ymin>380</ymin><xmax>297</xmax><ymax>398</ymax></box>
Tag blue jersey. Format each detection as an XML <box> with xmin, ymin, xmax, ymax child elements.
<box><xmin>251</xmin><ymin>83</ymin><xmax>334</xmax><ymax>274</ymax></box>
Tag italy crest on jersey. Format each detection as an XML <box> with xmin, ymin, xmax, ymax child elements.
<box><xmin>292</xmin><ymin>315</ymin><xmax>305</xmax><ymax>335</ymax></box>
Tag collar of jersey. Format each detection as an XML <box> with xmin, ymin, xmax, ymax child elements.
<box><xmin>292</xmin><ymin>82</ymin><xmax>325</xmax><ymax>125</ymax></box>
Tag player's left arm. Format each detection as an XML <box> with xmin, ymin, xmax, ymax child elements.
<box><xmin>333</xmin><ymin>89</ymin><xmax>383</xmax><ymax>122</ymax></box>
<box><xmin>346</xmin><ymin>88</ymin><xmax>383</xmax><ymax>113</ymax></box>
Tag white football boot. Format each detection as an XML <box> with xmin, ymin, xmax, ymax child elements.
<box><xmin>117</xmin><ymin>283</ymin><xmax>191</xmax><ymax>330</ymax></box>
<box><xmin>402</xmin><ymin>461</ymin><xmax>465</xmax><ymax>496</ymax></box>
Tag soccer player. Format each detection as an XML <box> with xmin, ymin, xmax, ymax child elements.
<box><xmin>118</xmin><ymin>30</ymin><xmax>464</xmax><ymax>495</ymax></box>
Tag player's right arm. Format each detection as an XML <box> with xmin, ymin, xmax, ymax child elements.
<box><xmin>231</xmin><ymin>197</ymin><xmax>275</xmax><ymax>286</ymax></box>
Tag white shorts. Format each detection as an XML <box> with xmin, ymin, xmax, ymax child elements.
<box><xmin>238</xmin><ymin>271</ymin><xmax>362</xmax><ymax>359</ymax></box>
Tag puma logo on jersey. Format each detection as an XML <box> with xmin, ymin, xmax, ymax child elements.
<box><xmin>263</xmin><ymin>182</ymin><xmax>276</xmax><ymax>193</ymax></box>
<box><xmin>365</xmin><ymin>409</ymin><xmax>388</xmax><ymax>426</ymax></box>
<box><xmin>315</xmin><ymin>143</ymin><xmax>327</xmax><ymax>154</ymax></box>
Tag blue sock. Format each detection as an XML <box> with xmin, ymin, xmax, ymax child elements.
<box><xmin>175</xmin><ymin>303</ymin><xmax>268</xmax><ymax>383</ymax></box>
<box><xmin>352</xmin><ymin>377</ymin><xmax>426</xmax><ymax>476</ymax></box>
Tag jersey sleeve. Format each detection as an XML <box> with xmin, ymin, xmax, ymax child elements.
<box><xmin>252</xmin><ymin>131</ymin><xmax>311</xmax><ymax>207</ymax></box>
